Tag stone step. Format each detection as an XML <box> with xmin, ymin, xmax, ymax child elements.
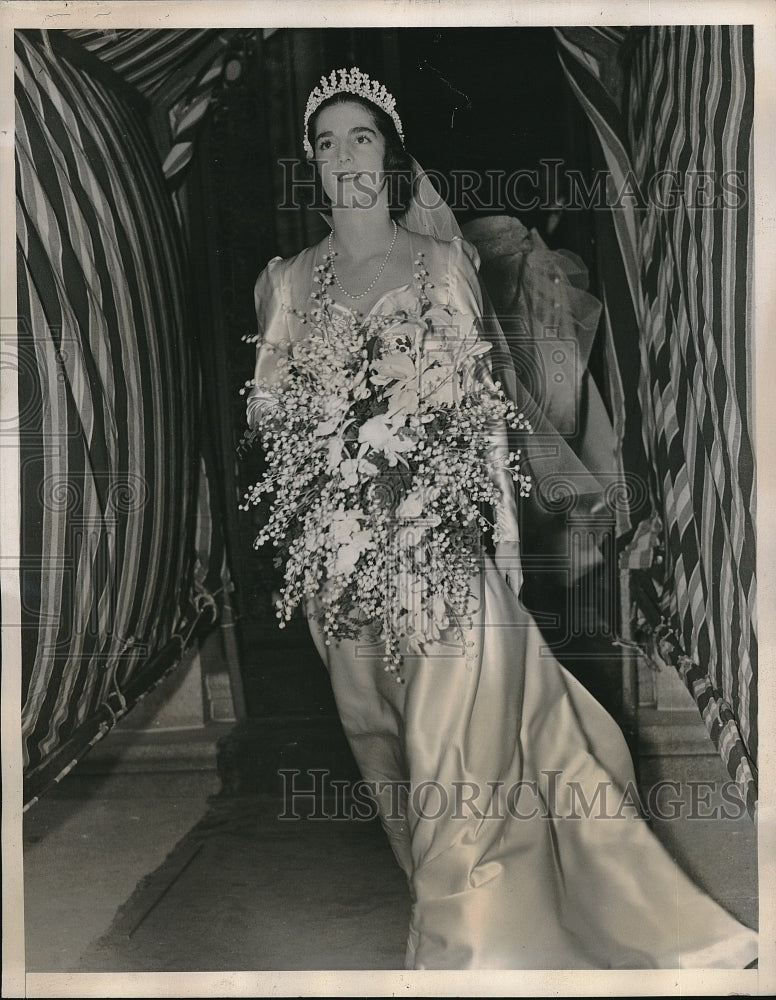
<box><xmin>78</xmin><ymin>722</ymin><xmax>234</xmax><ymax>775</ymax></box>
<box><xmin>636</xmin><ymin>708</ymin><xmax>717</xmax><ymax>757</ymax></box>
<box><xmin>215</xmin><ymin>715</ymin><xmax>360</xmax><ymax>797</ymax></box>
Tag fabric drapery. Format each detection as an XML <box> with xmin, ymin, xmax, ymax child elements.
<box><xmin>554</xmin><ymin>26</ymin><xmax>652</xmax><ymax>550</ymax></box>
<box><xmin>67</xmin><ymin>28</ymin><xmax>229</xmax><ymax>101</ymax></box>
<box><xmin>555</xmin><ymin>26</ymin><xmax>757</xmax><ymax>810</ymax></box>
<box><xmin>628</xmin><ymin>25</ymin><xmax>756</xmax><ymax>805</ymax></box>
<box><xmin>69</xmin><ymin>28</ymin><xmax>242</xmax><ymax>191</ymax></box>
<box><xmin>15</xmin><ymin>30</ymin><xmax>221</xmax><ymax>801</ymax></box>
<box><xmin>462</xmin><ymin>216</ymin><xmax>617</xmax><ymax>483</ymax></box>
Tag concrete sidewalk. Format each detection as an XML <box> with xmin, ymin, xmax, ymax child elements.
<box><xmin>23</xmin><ymin>738</ymin><xmax>223</xmax><ymax>972</ymax></box>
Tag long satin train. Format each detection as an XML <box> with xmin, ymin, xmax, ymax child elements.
<box><xmin>307</xmin><ymin>557</ymin><xmax>758</xmax><ymax>970</ymax></box>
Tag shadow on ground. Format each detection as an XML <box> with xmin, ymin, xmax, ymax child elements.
<box><xmin>75</xmin><ymin>794</ymin><xmax>410</xmax><ymax>972</ymax></box>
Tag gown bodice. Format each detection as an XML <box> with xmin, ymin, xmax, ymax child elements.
<box><xmin>248</xmin><ymin>229</ymin><xmax>523</xmax><ymax>550</ymax></box>
<box><xmin>251</xmin><ymin>228</ymin><xmax>484</xmax><ymax>349</ymax></box>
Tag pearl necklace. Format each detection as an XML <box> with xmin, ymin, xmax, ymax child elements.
<box><xmin>328</xmin><ymin>219</ymin><xmax>398</xmax><ymax>300</ymax></box>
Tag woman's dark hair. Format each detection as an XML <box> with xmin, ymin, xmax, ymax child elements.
<box><xmin>304</xmin><ymin>93</ymin><xmax>414</xmax><ymax>220</ymax></box>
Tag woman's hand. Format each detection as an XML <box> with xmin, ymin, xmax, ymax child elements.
<box><xmin>494</xmin><ymin>540</ymin><xmax>523</xmax><ymax>598</ymax></box>
<box><xmin>246</xmin><ymin>384</ymin><xmax>281</xmax><ymax>430</ymax></box>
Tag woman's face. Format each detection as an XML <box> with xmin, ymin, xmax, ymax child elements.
<box><xmin>312</xmin><ymin>100</ymin><xmax>387</xmax><ymax>209</ymax></box>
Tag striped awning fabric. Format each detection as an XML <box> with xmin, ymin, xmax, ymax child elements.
<box><xmin>556</xmin><ymin>26</ymin><xmax>757</xmax><ymax>809</ymax></box>
<box><xmin>68</xmin><ymin>28</ymin><xmax>240</xmax><ymax>189</ymax></box>
<box><xmin>67</xmin><ymin>28</ymin><xmax>227</xmax><ymax>101</ymax></box>
<box><xmin>15</xmin><ymin>29</ymin><xmax>214</xmax><ymax>796</ymax></box>
<box><xmin>628</xmin><ymin>25</ymin><xmax>756</xmax><ymax>805</ymax></box>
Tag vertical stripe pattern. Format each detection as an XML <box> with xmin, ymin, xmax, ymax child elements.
<box><xmin>628</xmin><ymin>26</ymin><xmax>756</xmax><ymax>802</ymax></box>
<box><xmin>15</xmin><ymin>30</ymin><xmax>201</xmax><ymax>788</ymax></box>
<box><xmin>557</xmin><ymin>26</ymin><xmax>756</xmax><ymax>808</ymax></box>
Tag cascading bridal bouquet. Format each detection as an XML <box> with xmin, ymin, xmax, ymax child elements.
<box><xmin>239</xmin><ymin>251</ymin><xmax>532</xmax><ymax>678</ymax></box>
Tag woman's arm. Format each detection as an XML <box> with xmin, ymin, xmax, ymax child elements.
<box><xmin>246</xmin><ymin>256</ymin><xmax>290</xmax><ymax>430</ymax></box>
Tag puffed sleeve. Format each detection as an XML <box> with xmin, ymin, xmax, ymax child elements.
<box><xmin>448</xmin><ymin>236</ymin><xmax>522</xmax><ymax>549</ymax></box>
<box><xmin>246</xmin><ymin>256</ymin><xmax>290</xmax><ymax>429</ymax></box>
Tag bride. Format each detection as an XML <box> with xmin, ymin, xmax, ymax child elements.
<box><xmin>244</xmin><ymin>67</ymin><xmax>758</xmax><ymax>970</ymax></box>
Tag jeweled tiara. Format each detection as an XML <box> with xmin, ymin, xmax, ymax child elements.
<box><xmin>303</xmin><ymin>67</ymin><xmax>404</xmax><ymax>158</ymax></box>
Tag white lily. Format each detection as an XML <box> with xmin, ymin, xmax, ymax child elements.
<box><xmin>328</xmin><ymin>508</ymin><xmax>375</xmax><ymax>578</ymax></box>
<box><xmin>358</xmin><ymin>412</ymin><xmax>415</xmax><ymax>467</ymax></box>
<box><xmin>396</xmin><ymin>485</ymin><xmax>442</xmax><ymax>522</ymax></box>
<box><xmin>340</xmin><ymin>446</ymin><xmax>379</xmax><ymax>488</ymax></box>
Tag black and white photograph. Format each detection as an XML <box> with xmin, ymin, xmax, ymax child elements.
<box><xmin>2</xmin><ymin>1</ymin><xmax>775</xmax><ymax>995</ymax></box>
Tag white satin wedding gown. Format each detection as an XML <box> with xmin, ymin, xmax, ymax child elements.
<box><xmin>247</xmin><ymin>230</ymin><xmax>758</xmax><ymax>970</ymax></box>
